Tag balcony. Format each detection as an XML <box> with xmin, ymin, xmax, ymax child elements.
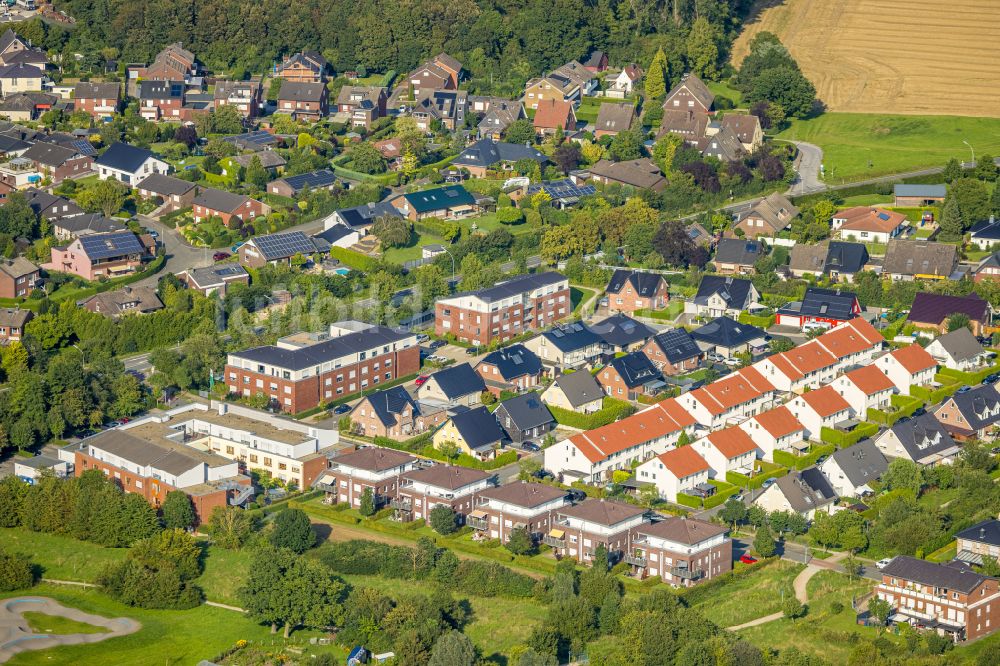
<box><xmin>390</xmin><ymin>498</ymin><xmax>411</xmax><ymax>511</ymax></box>
<box><xmin>467</xmin><ymin>513</ymin><xmax>488</xmax><ymax>530</ymax></box>
<box><xmin>670</xmin><ymin>566</ymin><xmax>704</xmax><ymax>581</ymax></box>
<box><xmin>543</xmin><ymin>530</ymin><xmax>566</xmax><ymax>549</ymax></box>
<box><xmin>623</xmin><ymin>554</ymin><xmax>647</xmax><ymax>567</ymax></box>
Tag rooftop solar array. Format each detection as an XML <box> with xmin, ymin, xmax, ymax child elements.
<box><xmin>223</xmin><ymin>130</ymin><xmax>279</xmax><ymax>148</ymax></box>
<box><xmin>252</xmin><ymin>231</ymin><xmax>317</xmax><ymax>260</ymax></box>
<box><xmin>79</xmin><ymin>232</ymin><xmax>144</xmax><ymax>260</ymax></box>
<box><xmin>69</xmin><ymin>139</ymin><xmax>96</xmax><ymax>156</ymax></box>
<box><xmin>527</xmin><ymin>179</ymin><xmax>597</xmax><ymax>200</ymax></box>
<box><xmin>283</xmin><ymin>169</ymin><xmax>336</xmax><ymax>191</ymax></box>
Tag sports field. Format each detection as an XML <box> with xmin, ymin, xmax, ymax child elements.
<box><xmin>732</xmin><ymin>0</ymin><xmax>1000</xmax><ymax>117</ymax></box>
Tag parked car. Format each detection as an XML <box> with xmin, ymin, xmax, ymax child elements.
<box><xmin>876</xmin><ymin>558</ymin><xmax>894</xmax><ymax>570</ymax></box>
<box><xmin>731</xmin><ymin>493</ymin><xmax>744</xmax><ymax>502</ymax></box>
<box><xmin>415</xmin><ymin>334</ymin><xmax>429</xmax><ymax>343</ymax></box>
<box><xmin>332</xmin><ymin>404</ymin><xmax>352</xmax><ymax>415</ymax></box>
<box><xmin>802</xmin><ymin>321</ymin><xmax>831</xmax><ymax>334</ymax></box>
<box><xmin>912</xmin><ymin>407</ymin><xmax>926</xmax><ymax>417</ymax></box>
<box><xmin>957</xmin><ymin>385</ymin><xmax>973</xmax><ymax>394</ymax></box>
<box><xmin>815</xmin><ymin>455</ymin><xmax>828</xmax><ymax>466</ymax></box>
<box><xmin>415</xmin><ymin>375</ymin><xmax>429</xmax><ymax>387</ymax></box>
<box><xmin>521</xmin><ymin>441</ymin><xmax>540</xmax><ymax>452</ymax></box>
<box><xmin>465</xmin><ymin>347</ymin><xmax>480</xmax><ymax>356</ymax></box>
<box><xmin>213</xmin><ymin>251</ymin><xmax>231</xmax><ymax>262</ymax></box>
<box><xmin>722</xmin><ymin>357</ymin><xmax>741</xmax><ymax>368</ymax></box>
<box><xmin>739</xmin><ymin>554</ymin><xmax>758</xmax><ymax>564</ymax></box>
<box><xmin>147</xmin><ymin>230</ymin><xmax>159</xmax><ymax>239</ymax></box>
<box><xmin>762</xmin><ymin>478</ymin><xmax>777</xmax><ymax>488</ymax></box>
<box><xmin>984</xmin><ymin>373</ymin><xmax>1000</xmax><ymax>385</ymax></box>
<box><xmin>567</xmin><ymin>489</ymin><xmax>587</xmax><ymax>502</ymax></box>
<box><xmin>429</xmin><ymin>340</ymin><xmax>447</xmax><ymax>350</ymax></box>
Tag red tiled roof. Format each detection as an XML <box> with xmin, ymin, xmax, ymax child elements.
<box><xmin>568</xmin><ymin>399</ymin><xmax>691</xmax><ymax>464</ymax></box>
<box><xmin>769</xmin><ymin>340</ymin><xmax>838</xmax><ymax>381</ymax></box>
<box><xmin>753</xmin><ymin>406</ymin><xmax>804</xmax><ymax>438</ymax></box>
<box><xmin>691</xmin><ymin>367</ymin><xmax>773</xmax><ymax>415</ymax></box>
<box><xmin>844</xmin><ymin>365</ymin><xmax>895</xmax><ymax>396</ymax></box>
<box><xmin>705</xmin><ymin>426</ymin><xmax>758</xmax><ymax>458</ymax></box>
<box><xmin>835</xmin><ymin>206</ymin><xmax>906</xmax><ymax>233</ymax></box>
<box><xmin>657</xmin><ymin>445</ymin><xmax>710</xmax><ymax>478</ymax></box>
<box><xmin>799</xmin><ymin>386</ymin><xmax>851</xmax><ymax>418</ymax></box>
<box><xmin>533</xmin><ymin>99</ymin><xmax>574</xmax><ymax>130</ymax></box>
<box><xmin>891</xmin><ymin>344</ymin><xmax>937</xmax><ymax>374</ymax></box>
<box><xmin>817</xmin><ymin>318</ymin><xmax>884</xmax><ymax>359</ymax></box>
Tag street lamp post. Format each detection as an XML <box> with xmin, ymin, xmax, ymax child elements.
<box><xmin>441</xmin><ymin>247</ymin><xmax>456</xmax><ymax>285</ymax></box>
<box><xmin>963</xmin><ymin>140</ymin><xmax>975</xmax><ymax>165</ymax></box>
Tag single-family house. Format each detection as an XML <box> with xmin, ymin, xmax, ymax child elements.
<box><xmin>883</xmin><ymin>240</ymin><xmax>958</xmax><ymax>281</ymax></box>
<box><xmin>786</xmin><ymin>385</ymin><xmax>852</xmax><ymax>440</ymax></box>
<box><xmin>588</xmin><ymin>158</ymin><xmax>667</xmax><ymax>192</ymax></box>
<box><xmin>524</xmin><ymin>322</ymin><xmax>603</xmax><ymax>371</ymax></box>
<box><xmin>267</xmin><ymin>169</ymin><xmax>338</xmax><ymax>198</ymax></box>
<box><xmin>452</xmin><ymin>139</ymin><xmax>547</xmax><ymax>179</ymax></box>
<box><xmin>276</xmin><ymin>51</ymin><xmax>328</xmax><ymax>83</ymax></box>
<box><xmin>658</xmin><ymin>109</ymin><xmax>709</xmax><ymax>141</ymax></box>
<box><xmin>20</xmin><ymin>142</ymin><xmax>92</xmax><ymax>184</ymax></box>
<box><xmin>875</xmin><ymin>413</ymin><xmax>962</xmax><ymax>464</ymax></box>
<box><xmin>695</xmin><ymin>426</ymin><xmax>757</xmax><ymax>477</ymax></box>
<box><xmin>698</xmin><ymin>124</ymin><xmax>744</xmax><ymax>162</ymax></box>
<box><xmin>475</xmin><ymin>99</ymin><xmax>526</xmax><ymax>140</ymax></box>
<box><xmin>820</xmin><ymin>439</ymin><xmax>888</xmax><ymax>497</ymax></box>
<box><xmin>733</xmin><ymin>192</ymin><xmax>799</xmax><ymax>239</ymax></box>
<box><xmin>641</xmin><ymin>328</ymin><xmax>702</xmax><ymax>376</ymax></box>
<box><xmin>662</xmin><ymin>72</ymin><xmax>713</xmax><ymax>114</ymax></box>
<box><xmin>94</xmin><ymin>142</ymin><xmax>169</xmax><ymax>184</ymax></box>
<box><xmin>908</xmin><ymin>292</ymin><xmax>992</xmax><ymax>336</ymax></box>
<box><xmin>177</xmin><ymin>264</ymin><xmax>249</xmax><ymax>297</ymax></box>
<box><xmin>0</xmin><ymin>257</ymin><xmax>37</xmax><ymax>299</ymax></box>
<box><xmin>925</xmin><ymin>327</ymin><xmax>990</xmax><ymax>371</ymax></box>
<box><xmin>738</xmin><ymin>406</ymin><xmax>806</xmax><ymax>462</ymax></box>
<box><xmin>874</xmin><ymin>344</ymin><xmax>938</xmax><ymax>394</ymax></box>
<box><xmin>192</xmin><ymin>187</ymin><xmax>270</xmax><ymax>226</ymax></box>
<box><xmin>970</xmin><ymin>217</ymin><xmax>1000</xmax><ymax>251</ymax></box>
<box><xmin>597</xmin><ymin>351</ymin><xmax>663</xmax><ymax>399</ymax></box>
<box><xmin>0</xmin><ymin>307</ymin><xmax>30</xmax><ymax>343</ymax></box>
<box><xmin>540</xmin><ymin>371</ymin><xmax>604</xmax><ymax>414</ymax></box>
<box><xmin>590</xmin><ymin>313</ymin><xmax>656</xmax><ymax>354</ymax></box>
<box><xmin>136</xmin><ymin>173</ymin><xmax>196</xmax><ymax>211</ymax></box>
<box><xmin>713</xmin><ymin>238</ymin><xmax>764</xmax><ymax>275</ymax></box>
<box><xmin>606</xmin><ymin>64</ymin><xmax>641</xmax><ymax>99</ymax></box>
<box><xmin>0</xmin><ymin>63</ymin><xmax>44</xmax><ymax>95</ymax></box>
<box><xmin>476</xmin><ymin>344</ymin><xmax>543</xmax><ymax>396</ymax></box>
<box><xmin>213</xmin><ymin>79</ymin><xmax>263</xmax><ymax>118</ymax></box>
<box><xmin>635</xmin><ymin>445</ymin><xmax>711</xmax><ymax>504</ymax></box>
<box><xmin>532</xmin><ymin>98</ymin><xmax>577</xmax><ymax>136</ymax></box>
<box><xmin>974</xmin><ymin>252</ymin><xmax>1000</xmax><ymax>282</ymax></box>
<box><xmin>593</xmin><ymin>102</ymin><xmax>636</xmax><ymax>138</ymax></box>
<box><xmin>433</xmin><ymin>406</ymin><xmax>505</xmax><ymax>460</ymax></box>
<box><xmin>832</xmin><ymin>206</ymin><xmax>906</xmax><ymax>244</ymax></box>
<box><xmin>328</xmin><ymin>201</ymin><xmax>403</xmax><ymax>230</ymax></box>
<box><xmin>238</xmin><ymin>231</ymin><xmax>324</xmax><ymax>269</ymax></box>
<box><xmin>582</xmin><ymin>50</ymin><xmax>609</xmax><ymax>73</ymax></box>
<box><xmin>754</xmin><ymin>469</ymin><xmax>837</xmax><ymax>520</ymax></box>
<box><xmin>312</xmin><ymin>223</ymin><xmax>360</xmax><ymax>250</ymax></box>
<box><xmin>788</xmin><ymin>241</ymin><xmax>869</xmax><ymax>282</ymax></box>
<box><xmin>335</xmin><ymin>86</ymin><xmax>388</xmax><ymax>128</ymax></box>
<box><xmin>934</xmin><ymin>384</ymin><xmax>1000</xmax><ymax>442</ymax></box>
<box><xmin>523</xmin><ymin>61</ymin><xmax>595</xmax><ymax>109</ymax></box>
<box><xmin>51</xmin><ymin>213</ymin><xmax>122</xmax><ymax>240</ymax></box>
<box><xmin>494</xmin><ymin>392</ymin><xmax>555</xmax><ymax>444</ymax></box>
<box><xmin>350</xmin><ymin>385</ymin><xmax>446</xmax><ymax>441</ymax></box>
<box><xmin>78</xmin><ymin>285</ymin><xmax>163</xmax><ymax>318</ymax></box>
<box><xmin>0</xmin><ymin>92</ymin><xmax>56</xmax><ymax>121</ymax></box>
<box><xmin>955</xmin><ymin>520</ymin><xmax>1000</xmax><ymax>566</ymax></box>
<box><xmin>137</xmin><ymin>79</ymin><xmax>185</xmax><ymax>121</ymax></box>
<box><xmin>416</xmin><ymin>362</ymin><xmax>486</xmax><ymax>407</ymax></box>
<box><xmin>775</xmin><ymin>287</ymin><xmax>861</xmax><ymax>330</ymax></box>
<box><xmin>690</xmin><ymin>316</ymin><xmax>767</xmax><ymax>359</ymax></box>
<box><xmin>390</xmin><ymin>184</ymin><xmax>478</xmax><ymax>222</ymax></box>
<box><xmin>276</xmin><ymin>81</ymin><xmax>328</xmax><ymax>121</ymax></box>
<box><xmin>720</xmin><ymin>113</ymin><xmax>763</xmax><ymax>152</ymax></box>
<box><xmin>686</xmin><ymin>276</ymin><xmax>760</xmax><ymax>319</ymax></box>
<box><xmin>409</xmin><ymin>89</ymin><xmax>467</xmax><ymax>131</ymax></box>
<box><xmin>44</xmin><ymin>230</ymin><xmax>148</xmax><ymax>280</ymax></box>
<box><xmin>605</xmin><ymin>269</ymin><xmax>669</xmax><ymax>314</ymax></box>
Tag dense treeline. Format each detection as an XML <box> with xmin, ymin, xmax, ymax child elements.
<box><xmin>50</xmin><ymin>0</ymin><xmax>751</xmax><ymax>91</ymax></box>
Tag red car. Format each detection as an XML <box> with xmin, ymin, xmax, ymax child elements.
<box><xmin>119</xmin><ymin>417</ymin><xmax>131</xmax><ymax>424</ymax></box>
<box><xmin>415</xmin><ymin>375</ymin><xmax>429</xmax><ymax>387</ymax></box>
<box><xmin>739</xmin><ymin>554</ymin><xmax>758</xmax><ymax>564</ymax></box>
<box><xmin>213</xmin><ymin>251</ymin><xmax>231</xmax><ymax>262</ymax></box>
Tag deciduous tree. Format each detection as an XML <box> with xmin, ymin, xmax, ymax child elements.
<box><xmin>269</xmin><ymin>507</ymin><xmax>317</xmax><ymax>553</ymax></box>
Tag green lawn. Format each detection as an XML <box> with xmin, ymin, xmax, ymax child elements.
<box><xmin>776</xmin><ymin>112</ymin><xmax>1000</xmax><ymax>182</ymax></box>
<box><xmin>690</xmin><ymin>560</ymin><xmax>804</xmax><ymax>627</ymax></box>
<box><xmin>838</xmin><ymin>193</ymin><xmax>893</xmax><ymax>206</ymax></box>
<box><xmin>571</xmin><ymin>285</ymin><xmax>597</xmax><ymax>315</ymax></box>
<box><xmin>0</xmin><ymin>528</ymin><xmax>127</xmax><ymax>582</ymax></box>
<box><xmin>707</xmin><ymin>81</ymin><xmax>744</xmax><ymax>107</ymax></box>
<box><xmin>23</xmin><ymin>611</ymin><xmax>110</xmax><ymax>635</ymax></box>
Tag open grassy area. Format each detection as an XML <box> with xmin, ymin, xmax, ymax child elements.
<box><xmin>708</xmin><ymin>81</ymin><xmax>744</xmax><ymax>107</ymax></box>
<box><xmin>0</xmin><ymin>528</ymin><xmax>127</xmax><ymax>582</ymax></box>
<box><xmin>776</xmin><ymin>113</ymin><xmax>1000</xmax><ymax>182</ymax></box>
<box><xmin>690</xmin><ymin>560</ymin><xmax>804</xmax><ymax>627</ymax></box>
<box><xmin>22</xmin><ymin>611</ymin><xmax>110</xmax><ymax>635</ymax></box>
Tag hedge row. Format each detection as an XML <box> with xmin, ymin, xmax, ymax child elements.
<box><xmin>416</xmin><ymin>445</ymin><xmax>519</xmax><ymax>471</ymax></box>
<box><xmin>820</xmin><ymin>422</ymin><xmax>879</xmax><ymax>448</ymax></box>
<box><xmin>675</xmin><ymin>493</ymin><xmax>703</xmax><ymax>509</ymax></box>
<box><xmin>938</xmin><ymin>364</ymin><xmax>1000</xmax><ymax>386</ymax></box>
<box><xmin>867</xmin><ymin>395</ymin><xmax>923</xmax><ymax>427</ymax></box>
<box><xmin>773</xmin><ymin>442</ymin><xmax>837</xmax><ymax>470</ymax></box>
<box><xmin>910</xmin><ymin>383</ymin><xmax>962</xmax><ymax>405</ymax></box>
<box><xmin>329</xmin><ymin>246</ymin><xmax>378</xmax><ymax>271</ymax></box>
<box><xmin>548</xmin><ymin>399</ymin><xmax>636</xmax><ymax>430</ymax></box>
<box><xmin>703</xmin><ymin>483</ymin><xmax>742</xmax><ymax>509</ymax></box>
<box><xmin>726</xmin><ymin>465</ymin><xmax>789</xmax><ymax>490</ymax></box>
<box><xmin>738</xmin><ymin>312</ymin><xmax>776</xmax><ymax>328</ymax></box>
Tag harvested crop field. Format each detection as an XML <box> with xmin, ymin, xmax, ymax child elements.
<box><xmin>731</xmin><ymin>0</ymin><xmax>1000</xmax><ymax>117</ymax></box>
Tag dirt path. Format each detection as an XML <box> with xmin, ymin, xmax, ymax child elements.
<box><xmin>0</xmin><ymin>596</ymin><xmax>141</xmax><ymax>663</ymax></box>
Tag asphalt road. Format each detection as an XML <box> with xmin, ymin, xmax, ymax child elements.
<box><xmin>121</xmin><ymin>352</ymin><xmax>154</xmax><ymax>376</ymax></box>
<box><xmin>787</xmin><ymin>141</ymin><xmax>825</xmax><ymax>196</ymax></box>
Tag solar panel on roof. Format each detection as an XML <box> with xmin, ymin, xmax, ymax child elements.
<box><xmin>70</xmin><ymin>140</ymin><xmax>96</xmax><ymax>156</ymax></box>
<box><xmin>79</xmin><ymin>232</ymin><xmax>144</xmax><ymax>260</ymax></box>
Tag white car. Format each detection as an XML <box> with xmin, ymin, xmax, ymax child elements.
<box><xmin>802</xmin><ymin>322</ymin><xmax>831</xmax><ymax>334</ymax></box>
<box><xmin>723</xmin><ymin>357</ymin><xmax>742</xmax><ymax>368</ymax></box>
<box><xmin>876</xmin><ymin>558</ymin><xmax>894</xmax><ymax>570</ymax></box>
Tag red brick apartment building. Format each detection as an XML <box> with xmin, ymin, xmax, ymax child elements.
<box><xmin>73</xmin><ymin>428</ymin><xmax>251</xmax><ymax>524</ymax></box>
<box><xmin>627</xmin><ymin>517</ymin><xmax>732</xmax><ymax>586</ymax></box>
<box><xmin>468</xmin><ymin>481</ymin><xmax>570</xmax><ymax>544</ymax></box>
<box><xmin>435</xmin><ymin>272</ymin><xmax>570</xmax><ymax>346</ymax></box>
<box><xmin>225</xmin><ymin>322</ymin><xmax>420</xmax><ymax>413</ymax></box>
<box><xmin>393</xmin><ymin>464</ymin><xmax>497</xmax><ymax>525</ymax></box>
<box><xmin>877</xmin><ymin>556</ymin><xmax>1000</xmax><ymax>641</ymax></box>
<box><xmin>314</xmin><ymin>446</ymin><xmax>419</xmax><ymax>509</ymax></box>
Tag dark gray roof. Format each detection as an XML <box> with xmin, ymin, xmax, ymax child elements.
<box><xmin>794</xmin><ymin>287</ymin><xmax>859</xmax><ymax>321</ymax></box>
<box><xmin>138</xmin><ymin>79</ymin><xmax>184</xmax><ymax>99</ymax></box>
<box><xmin>526</xmin><ymin>178</ymin><xmax>596</xmax><ymax>202</ymax></box>
<box><xmin>478</xmin><ymin>480</ymin><xmax>567</xmax><ymax>508</ymax></box>
<box><xmin>76</xmin><ymin>231</ymin><xmax>144</xmax><ymax>260</ymax></box>
<box><xmin>331</xmin><ymin>446</ymin><xmax>417</xmax><ymax>472</ymax></box>
<box><xmin>693</xmin><ymin>275</ymin><xmax>754</xmax><ymax>309</ymax></box>
<box><xmin>402</xmin><ymin>185</ymin><xmax>475</xmax><ymax>214</ymax></box>
<box><xmin>222</xmin><ymin>131</ymin><xmax>280</xmax><ymax>151</ymax></box>
<box><xmin>54</xmin><ymin>213</ymin><xmax>123</xmax><ymax>236</ymax></box>
<box><xmin>956</xmin><ymin>520</ymin><xmax>1000</xmax><ymax>548</ymax></box>
<box><xmin>451</xmin><ymin>271</ymin><xmax>566</xmax><ymax>304</ymax></box>
<box><xmin>714</xmin><ymin>238</ymin><xmax>764</xmax><ymax>266</ymax></box>
<box><xmin>313</xmin><ymin>224</ymin><xmax>355</xmax><ymax>245</ymax></box>
<box><xmin>231</xmin><ymin>326</ymin><xmax>413</xmax><ymax>371</ymax></box>
<box><xmin>943</xmin><ymin>385</ymin><xmax>1000</xmax><ymax>433</ymax></box>
<box><xmin>359</xmin><ymin>385</ymin><xmax>416</xmax><ymax>427</ymax></box>
<box><xmin>894</xmin><ymin>184</ymin><xmax>946</xmax><ymax>198</ymax></box>
<box><xmin>424</xmin><ymin>363</ymin><xmax>485</xmax><ymax>400</ymax></box>
<box><xmin>970</xmin><ymin>217</ymin><xmax>1000</xmax><ymax>240</ymax></box>
<box><xmin>453</xmin><ymin>139</ymin><xmax>547</xmax><ymax>169</ymax></box>
<box><xmin>541</xmin><ymin>321</ymin><xmax>601</xmax><ymax>353</ymax></box>
<box><xmin>495</xmin><ymin>392</ymin><xmax>554</xmax><ymax>432</ymax></box>
<box><xmin>824</xmin><ymin>241</ymin><xmax>869</xmax><ymax>274</ymax></box>
<box><xmin>273</xmin><ymin>169</ymin><xmax>337</xmax><ymax>195</ymax></box>
<box><xmin>138</xmin><ymin>173</ymin><xmax>194</xmax><ymax>197</ymax></box>
<box><xmin>95</xmin><ymin>142</ymin><xmax>156</xmax><ymax>173</ymax></box>
<box><xmin>192</xmin><ymin>187</ymin><xmax>249</xmax><ymax>213</ymax></box>
<box><xmin>75</xmin><ymin>81</ymin><xmax>120</xmax><ymax>99</ymax></box>
<box><xmin>557</xmin><ymin>498</ymin><xmax>647</xmax><ymax>527</ymax></box>
<box><xmin>0</xmin><ymin>63</ymin><xmax>42</xmax><ymax>79</ymax></box>
<box><xmin>648</xmin><ymin>328</ymin><xmax>701</xmax><ymax>364</ymax></box>
<box><xmin>772</xmin><ymin>469</ymin><xmax>837</xmax><ymax>514</ymax></box>
<box><xmin>885</xmin><ymin>413</ymin><xmax>961</xmax><ymax>460</ymax></box>
<box><xmin>881</xmin><ymin>556</ymin><xmax>987</xmax><ymax>593</ymax></box>
<box><xmin>549</xmin><ymin>371</ymin><xmax>602</xmax><ymax>408</ymax></box>
<box><xmin>609</xmin><ymin>351</ymin><xmax>661</xmax><ymax>388</ymax></box>
<box><xmin>691</xmin><ymin>316</ymin><xmax>765</xmax><ymax>348</ymax></box>
<box><xmin>23</xmin><ymin>189</ymin><xmax>83</xmax><ymax>219</ymax></box>
<box><xmin>334</xmin><ymin>201</ymin><xmax>402</xmax><ymax>228</ymax></box>
<box><xmin>590</xmin><ymin>313</ymin><xmax>655</xmax><ymax>348</ymax></box>
<box><xmin>931</xmin><ymin>327</ymin><xmax>986</xmax><ymax>363</ymax></box>
<box><xmin>181</xmin><ymin>264</ymin><xmax>248</xmax><ymax>288</ymax></box>
<box><xmin>247</xmin><ymin>231</ymin><xmax>319</xmax><ymax>260</ymax></box>
<box><xmin>606</xmin><ymin>269</ymin><xmax>666</xmax><ymax>298</ymax></box>
<box><xmin>909</xmin><ymin>292</ymin><xmax>990</xmax><ymax>327</ymax></box>
<box><xmin>449</xmin><ymin>406</ymin><xmax>505</xmax><ymax>452</ymax></box>
<box><xmin>479</xmin><ymin>344</ymin><xmax>542</xmax><ymax>380</ymax></box>
<box><xmin>828</xmin><ymin>439</ymin><xmax>888</xmax><ymax>488</ymax></box>
<box><xmin>278</xmin><ymin>81</ymin><xmax>326</xmax><ymax>102</ymax></box>
<box><xmin>401</xmin><ymin>464</ymin><xmax>492</xmax><ymax>490</ymax></box>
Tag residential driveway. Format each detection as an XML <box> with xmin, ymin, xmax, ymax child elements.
<box><xmin>786</xmin><ymin>141</ymin><xmax>825</xmax><ymax>196</ymax></box>
<box><xmin>133</xmin><ymin>214</ymin><xmax>215</xmax><ymax>287</ymax></box>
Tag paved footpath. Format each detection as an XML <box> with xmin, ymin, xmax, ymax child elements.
<box><xmin>0</xmin><ymin>596</ymin><xmax>141</xmax><ymax>663</ymax></box>
<box><xmin>727</xmin><ymin>552</ymin><xmax>848</xmax><ymax>631</ymax></box>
